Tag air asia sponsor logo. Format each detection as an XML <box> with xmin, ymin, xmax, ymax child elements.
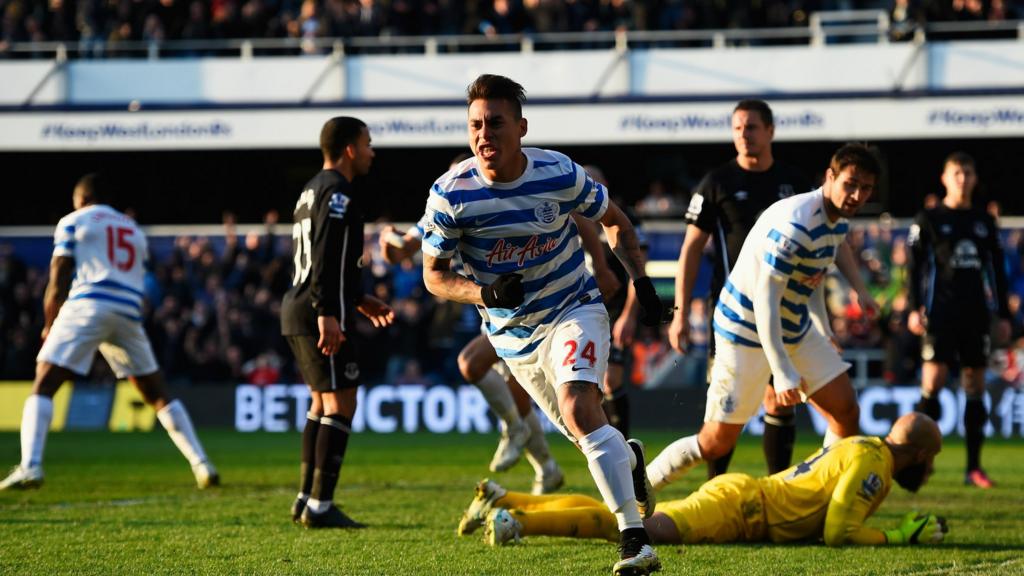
<box><xmin>485</xmin><ymin>235</ymin><xmax>559</xmax><ymax>267</ymax></box>
<box><xmin>40</xmin><ymin>121</ymin><xmax>232</xmax><ymax>141</ymax></box>
<box><xmin>619</xmin><ymin>111</ymin><xmax>823</xmax><ymax>133</ymax></box>
<box><xmin>927</xmin><ymin>108</ymin><xmax>1024</xmax><ymax>128</ymax></box>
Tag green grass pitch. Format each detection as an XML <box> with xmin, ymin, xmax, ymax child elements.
<box><xmin>1</xmin><ymin>430</ymin><xmax>1022</xmax><ymax>575</ymax></box>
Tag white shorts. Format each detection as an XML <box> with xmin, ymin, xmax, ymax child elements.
<box><xmin>705</xmin><ymin>329</ymin><xmax>850</xmax><ymax>425</ymax></box>
<box><xmin>37</xmin><ymin>299</ymin><xmax>159</xmax><ymax>379</ymax></box>
<box><xmin>501</xmin><ymin>303</ymin><xmax>610</xmax><ymax>441</ymax></box>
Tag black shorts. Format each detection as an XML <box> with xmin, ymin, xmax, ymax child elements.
<box><xmin>286</xmin><ymin>335</ymin><xmax>361</xmax><ymax>392</ymax></box>
<box><xmin>922</xmin><ymin>322</ymin><xmax>990</xmax><ymax>368</ymax></box>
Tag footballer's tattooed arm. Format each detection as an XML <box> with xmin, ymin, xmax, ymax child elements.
<box><xmin>599</xmin><ymin>201</ymin><xmax>647</xmax><ymax>281</ymax></box>
<box><xmin>422</xmin><ymin>253</ymin><xmax>487</xmax><ymax>306</ymax></box>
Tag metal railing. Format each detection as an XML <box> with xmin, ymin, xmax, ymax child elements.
<box><xmin>1</xmin><ymin>14</ymin><xmax>1022</xmax><ymax>61</ymax></box>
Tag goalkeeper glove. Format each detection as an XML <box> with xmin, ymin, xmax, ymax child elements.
<box><xmin>884</xmin><ymin>512</ymin><xmax>948</xmax><ymax>545</ymax></box>
<box><xmin>634</xmin><ymin>276</ymin><xmax>667</xmax><ymax>327</ymax></box>
<box><xmin>481</xmin><ymin>273</ymin><xmax>525</xmax><ymax>309</ymax></box>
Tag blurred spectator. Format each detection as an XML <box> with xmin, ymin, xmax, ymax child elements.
<box><xmin>478</xmin><ymin>0</ymin><xmax>532</xmax><ymax>36</ymax></box>
<box><xmin>889</xmin><ymin>0</ymin><xmax>925</xmax><ymax>41</ymax></box>
<box><xmin>635</xmin><ymin>180</ymin><xmax>685</xmax><ymax>218</ymax></box>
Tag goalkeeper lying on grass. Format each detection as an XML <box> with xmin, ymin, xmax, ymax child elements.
<box><xmin>460</xmin><ymin>412</ymin><xmax>948</xmax><ymax>547</ymax></box>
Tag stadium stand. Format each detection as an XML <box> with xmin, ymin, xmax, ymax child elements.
<box><xmin>0</xmin><ymin>0</ymin><xmax>1021</xmax><ymax>58</ymax></box>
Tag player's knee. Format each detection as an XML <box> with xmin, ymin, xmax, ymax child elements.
<box><xmin>457</xmin><ymin>350</ymin><xmax>484</xmax><ymax>383</ymax></box>
<box><xmin>132</xmin><ymin>372</ymin><xmax>169</xmax><ymax>406</ymax></box>
<box><xmin>697</xmin><ymin>427</ymin><xmax>738</xmax><ymax>461</ymax></box>
<box><xmin>32</xmin><ymin>363</ymin><xmax>69</xmax><ymax>397</ymax></box>
<box><xmin>328</xmin><ymin>388</ymin><xmax>358</xmax><ymax>418</ymax></box>
<box><xmin>961</xmin><ymin>367</ymin><xmax>985</xmax><ymax>395</ymax></box>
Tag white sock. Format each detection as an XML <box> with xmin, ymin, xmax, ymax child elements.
<box><xmin>307</xmin><ymin>497</ymin><xmax>330</xmax><ymax>513</ymax></box>
<box><xmin>156</xmin><ymin>400</ymin><xmax>208</xmax><ymax>467</ymax></box>
<box><xmin>523</xmin><ymin>411</ymin><xmax>552</xmax><ymax>477</ymax></box>
<box><xmin>823</xmin><ymin>427</ymin><xmax>841</xmax><ymax>448</ymax></box>
<box><xmin>579</xmin><ymin>425</ymin><xmax>643</xmax><ymax>531</ymax></box>
<box><xmin>646</xmin><ymin>434</ymin><xmax>703</xmax><ymax>491</ymax></box>
<box><xmin>20</xmin><ymin>395</ymin><xmax>54</xmax><ymax>470</ymax></box>
<box><xmin>474</xmin><ymin>369</ymin><xmax>521</xmax><ymax>427</ymax></box>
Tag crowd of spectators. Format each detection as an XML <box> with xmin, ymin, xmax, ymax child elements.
<box><xmin>3</xmin><ymin>204</ymin><xmax>1024</xmax><ymax>390</ymax></box>
<box><xmin>1</xmin><ymin>0</ymin><xmax>1020</xmax><ymax>55</ymax></box>
<box><xmin>0</xmin><ymin>211</ymin><xmax>487</xmax><ymax>387</ymax></box>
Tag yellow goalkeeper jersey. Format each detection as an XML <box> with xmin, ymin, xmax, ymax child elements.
<box><xmin>758</xmin><ymin>436</ymin><xmax>893</xmax><ymax>545</ymax></box>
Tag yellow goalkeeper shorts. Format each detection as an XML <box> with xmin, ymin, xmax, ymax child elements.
<box><xmin>656</xmin><ymin>473</ymin><xmax>767</xmax><ymax>543</ymax></box>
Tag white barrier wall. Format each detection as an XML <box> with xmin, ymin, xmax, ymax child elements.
<box><xmin>2</xmin><ymin>40</ymin><xmax>1023</xmax><ymax>107</ymax></box>
<box><xmin>66</xmin><ymin>58</ymin><xmax>346</xmax><ymax>103</ymax></box>
<box><xmin>633</xmin><ymin>44</ymin><xmax>926</xmax><ymax>95</ymax></box>
<box><xmin>928</xmin><ymin>40</ymin><xmax>1024</xmax><ymax>88</ymax></box>
<box><xmin>346</xmin><ymin>50</ymin><xmax>629</xmax><ymax>100</ymax></box>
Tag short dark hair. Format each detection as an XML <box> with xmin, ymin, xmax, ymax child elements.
<box><xmin>320</xmin><ymin>116</ymin><xmax>367</xmax><ymax>162</ymax></box>
<box><xmin>466</xmin><ymin>74</ymin><xmax>526</xmax><ymax>118</ymax></box>
<box><xmin>733</xmin><ymin>99</ymin><xmax>774</xmax><ymax>126</ymax></box>
<box><xmin>944</xmin><ymin>151</ymin><xmax>976</xmax><ymax>170</ymax></box>
<box><xmin>829</xmin><ymin>143</ymin><xmax>881</xmax><ymax>179</ymax></box>
<box><xmin>75</xmin><ymin>172</ymin><xmax>109</xmax><ymax>204</ymax></box>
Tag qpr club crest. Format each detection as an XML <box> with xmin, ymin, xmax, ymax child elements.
<box><xmin>720</xmin><ymin>395</ymin><xmax>735</xmax><ymax>415</ymax></box>
<box><xmin>535</xmin><ymin>201</ymin><xmax>559</xmax><ymax>224</ymax></box>
<box><xmin>345</xmin><ymin>362</ymin><xmax>360</xmax><ymax>380</ymax></box>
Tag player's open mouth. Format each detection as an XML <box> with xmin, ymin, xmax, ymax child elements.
<box><xmin>478</xmin><ymin>146</ymin><xmax>497</xmax><ymax>159</ymax></box>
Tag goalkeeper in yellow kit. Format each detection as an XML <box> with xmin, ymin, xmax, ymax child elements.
<box><xmin>460</xmin><ymin>413</ymin><xmax>948</xmax><ymax>547</ymax></box>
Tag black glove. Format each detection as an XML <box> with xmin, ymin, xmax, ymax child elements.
<box><xmin>481</xmin><ymin>273</ymin><xmax>525</xmax><ymax>309</ymax></box>
<box><xmin>634</xmin><ymin>276</ymin><xmax>666</xmax><ymax>327</ymax></box>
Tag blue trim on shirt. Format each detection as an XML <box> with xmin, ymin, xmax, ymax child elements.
<box><xmin>432</xmin><ymin>171</ymin><xmax>579</xmax><ymax>205</ymax></box>
<box><xmin>790</xmin><ymin>221</ymin><xmax>849</xmax><ymax>242</ymax></box>
<box><xmin>716</xmin><ymin>301</ymin><xmax>758</xmax><ymax>333</ymax></box>
<box><xmin>786</xmin><ymin>279</ymin><xmax>814</xmax><ymax>297</ymax></box>
<box><xmin>780</xmin><ymin>298</ymin><xmax>807</xmax><ymax>316</ymax></box>
<box><xmin>69</xmin><ymin>292</ymin><xmax>142</xmax><ymax>310</ymax></box>
<box><xmin>493</xmin><ymin>336</ymin><xmax>546</xmax><ymax>359</ymax></box>
<box><xmin>794</xmin><ymin>263</ymin><xmax>824</xmax><ymax>277</ymax></box>
<box><xmin>424</xmin><ymin>233</ymin><xmax>459</xmax><ymax>253</ymax></box>
<box><xmin>89</xmin><ymin>278</ymin><xmax>146</xmax><ymax>299</ymax></box>
<box><xmin>520</xmin><ymin>249</ymin><xmax>584</xmax><ymax>293</ymax></box>
<box><xmin>724</xmin><ymin>280</ymin><xmax>754</xmax><ymax>310</ymax></box>
<box><xmin>764</xmin><ymin>252</ymin><xmax>795</xmax><ymax>275</ymax></box>
<box><xmin>713</xmin><ymin>318</ymin><xmax>761</xmax><ymax>348</ymax></box>
<box><xmin>459</xmin><ymin>219</ymin><xmax>569</xmax><ymax>250</ymax></box>
<box><xmin>579</xmin><ymin>183</ymin><xmax>606</xmax><ymax>219</ymax></box>
<box><xmin>783</xmin><ymin>321</ymin><xmax>812</xmax><ymax>344</ymax></box>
